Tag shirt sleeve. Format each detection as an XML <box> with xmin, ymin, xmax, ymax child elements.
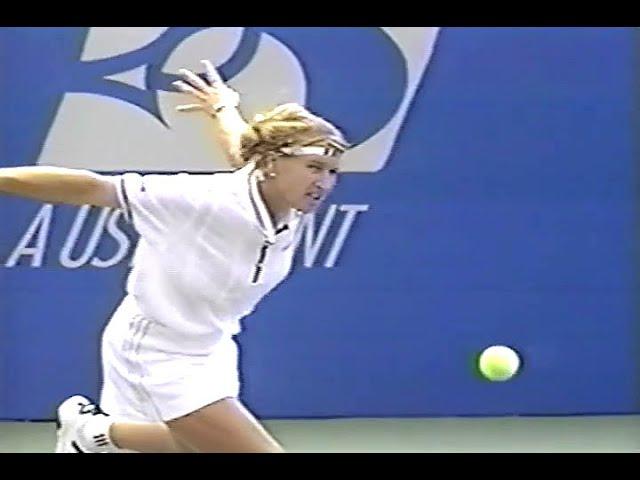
<box><xmin>110</xmin><ymin>172</ymin><xmax>212</xmax><ymax>244</ymax></box>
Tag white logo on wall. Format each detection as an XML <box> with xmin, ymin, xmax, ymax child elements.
<box><xmin>5</xmin><ymin>28</ymin><xmax>440</xmax><ymax>269</ymax></box>
<box><xmin>36</xmin><ymin>27</ymin><xmax>440</xmax><ymax>172</ymax></box>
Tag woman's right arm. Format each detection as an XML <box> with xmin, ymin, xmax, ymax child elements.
<box><xmin>0</xmin><ymin>166</ymin><xmax>119</xmax><ymax>208</ymax></box>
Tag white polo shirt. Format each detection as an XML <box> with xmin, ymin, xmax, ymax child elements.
<box><xmin>111</xmin><ymin>163</ymin><xmax>303</xmax><ymax>354</ymax></box>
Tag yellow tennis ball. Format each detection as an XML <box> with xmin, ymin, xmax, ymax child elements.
<box><xmin>478</xmin><ymin>345</ymin><xmax>521</xmax><ymax>381</ymax></box>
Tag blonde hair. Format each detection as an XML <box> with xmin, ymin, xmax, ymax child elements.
<box><xmin>231</xmin><ymin>103</ymin><xmax>348</xmax><ymax>168</ymax></box>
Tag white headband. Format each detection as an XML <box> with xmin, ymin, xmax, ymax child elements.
<box><xmin>279</xmin><ymin>145</ymin><xmax>343</xmax><ymax>157</ymax></box>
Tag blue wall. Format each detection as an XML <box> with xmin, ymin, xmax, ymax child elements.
<box><xmin>0</xmin><ymin>27</ymin><xmax>637</xmax><ymax>419</ymax></box>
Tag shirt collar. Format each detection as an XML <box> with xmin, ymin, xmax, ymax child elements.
<box><xmin>231</xmin><ymin>163</ymin><xmax>298</xmax><ymax>244</ymax></box>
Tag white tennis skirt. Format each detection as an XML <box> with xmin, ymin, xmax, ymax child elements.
<box><xmin>99</xmin><ymin>296</ymin><xmax>241</xmax><ymax>422</ymax></box>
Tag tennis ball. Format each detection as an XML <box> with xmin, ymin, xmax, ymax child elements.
<box><xmin>478</xmin><ymin>345</ymin><xmax>521</xmax><ymax>381</ymax></box>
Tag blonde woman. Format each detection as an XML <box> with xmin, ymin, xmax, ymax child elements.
<box><xmin>0</xmin><ymin>61</ymin><xmax>348</xmax><ymax>453</ymax></box>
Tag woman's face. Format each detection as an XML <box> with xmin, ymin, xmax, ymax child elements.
<box><xmin>268</xmin><ymin>154</ymin><xmax>340</xmax><ymax>213</ymax></box>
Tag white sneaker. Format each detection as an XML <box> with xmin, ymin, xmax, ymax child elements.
<box><xmin>55</xmin><ymin>395</ymin><xmax>118</xmax><ymax>453</ymax></box>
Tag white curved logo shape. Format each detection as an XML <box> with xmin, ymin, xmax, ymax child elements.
<box><xmin>36</xmin><ymin>27</ymin><xmax>439</xmax><ymax>173</ymax></box>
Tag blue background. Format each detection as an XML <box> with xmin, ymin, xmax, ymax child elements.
<box><xmin>0</xmin><ymin>27</ymin><xmax>637</xmax><ymax>419</ymax></box>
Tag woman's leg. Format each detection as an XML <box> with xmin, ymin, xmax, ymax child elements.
<box><xmin>109</xmin><ymin>422</ymin><xmax>194</xmax><ymax>453</ymax></box>
<box><xmin>56</xmin><ymin>395</ymin><xmax>281</xmax><ymax>453</ymax></box>
<box><xmin>166</xmin><ymin>397</ymin><xmax>284</xmax><ymax>453</ymax></box>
